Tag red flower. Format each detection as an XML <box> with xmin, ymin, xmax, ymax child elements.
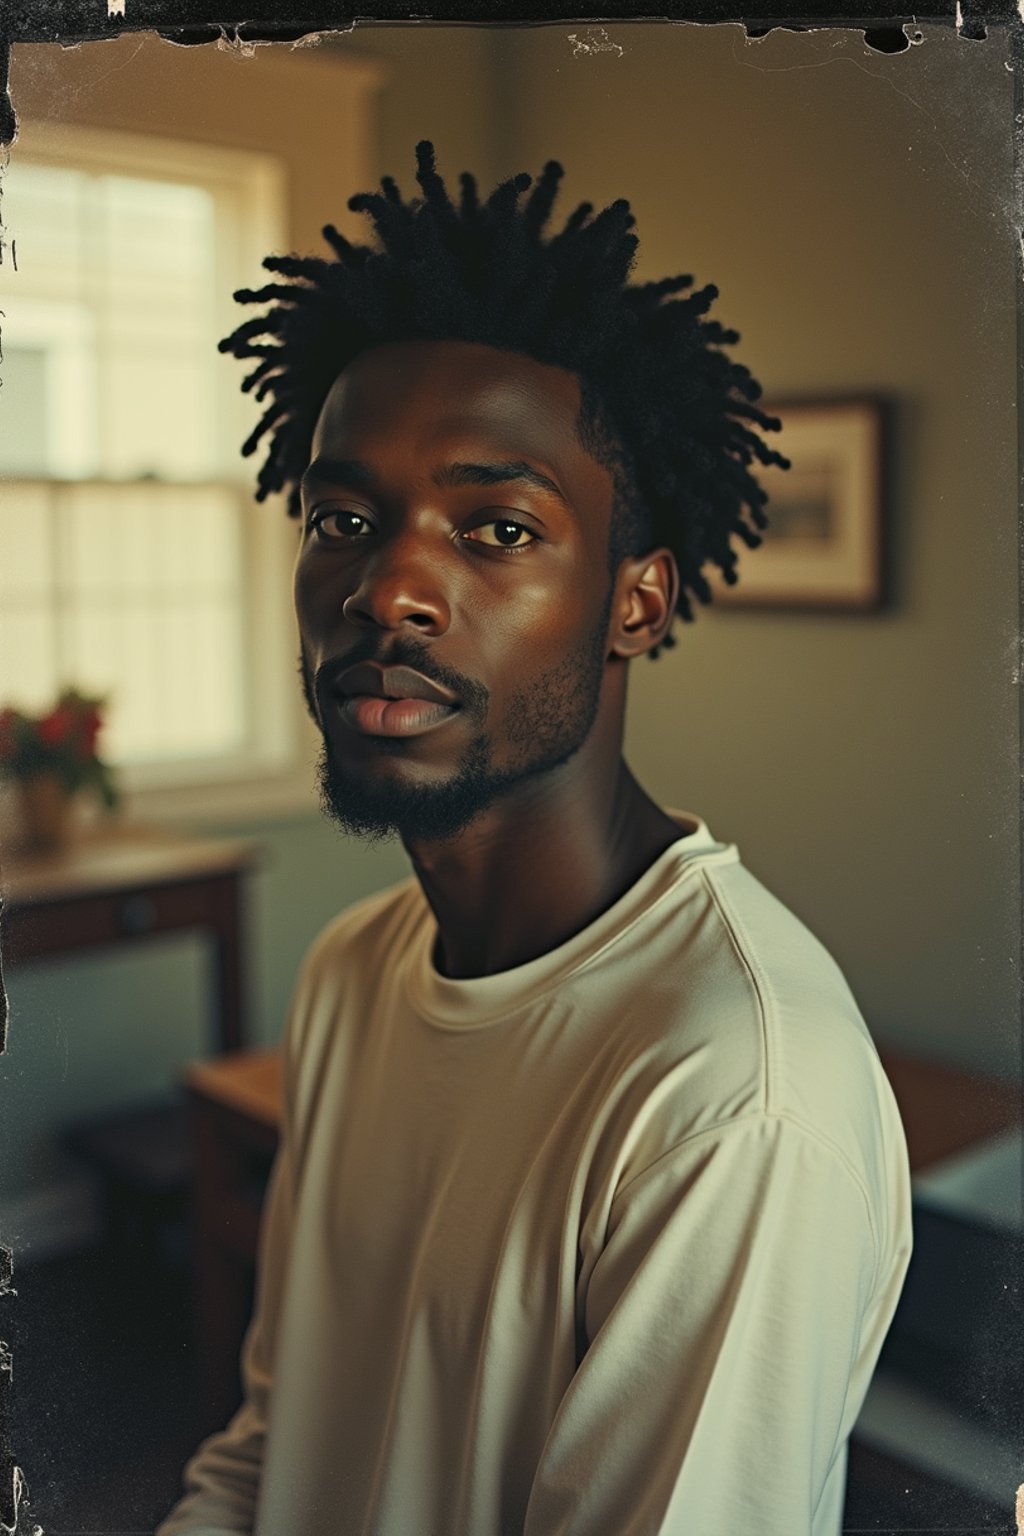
<box><xmin>37</xmin><ymin>706</ymin><xmax>76</xmax><ymax>746</ymax></box>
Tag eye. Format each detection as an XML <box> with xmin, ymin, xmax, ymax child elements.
<box><xmin>463</xmin><ymin>519</ymin><xmax>539</xmax><ymax>553</ymax></box>
<box><xmin>309</xmin><ymin>508</ymin><xmax>374</xmax><ymax>542</ymax></box>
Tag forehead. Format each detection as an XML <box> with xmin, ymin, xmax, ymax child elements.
<box><xmin>311</xmin><ymin>339</ymin><xmax>593</xmax><ymax>479</ymax></box>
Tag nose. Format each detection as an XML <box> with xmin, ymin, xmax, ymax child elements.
<box><xmin>341</xmin><ymin>529</ymin><xmax>452</xmax><ymax>636</ymax></box>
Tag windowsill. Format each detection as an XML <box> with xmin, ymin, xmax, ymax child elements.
<box><xmin>118</xmin><ymin>763</ymin><xmax>321</xmax><ymax>829</ymax></box>
<box><xmin>1</xmin><ymin>697</ymin><xmax>324</xmax><ymax>839</ymax></box>
<box><xmin>0</xmin><ymin>761</ymin><xmax>322</xmax><ymax>845</ymax></box>
<box><xmin>94</xmin><ymin>713</ymin><xmax>325</xmax><ymax>831</ymax></box>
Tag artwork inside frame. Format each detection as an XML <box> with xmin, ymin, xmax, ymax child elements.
<box><xmin>709</xmin><ymin>397</ymin><xmax>886</xmax><ymax>611</ymax></box>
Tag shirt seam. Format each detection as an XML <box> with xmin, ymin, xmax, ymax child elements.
<box><xmin>697</xmin><ymin>865</ymin><xmax>881</xmax><ymax>1290</ymax></box>
<box><xmin>699</xmin><ymin>867</ymin><xmax>772</xmax><ymax>1115</ymax></box>
<box><xmin>608</xmin><ymin>1109</ymin><xmax>881</xmax><ymax>1285</ymax></box>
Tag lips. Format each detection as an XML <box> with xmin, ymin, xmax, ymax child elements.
<box><xmin>333</xmin><ymin>662</ymin><xmax>459</xmax><ymax>710</ymax></box>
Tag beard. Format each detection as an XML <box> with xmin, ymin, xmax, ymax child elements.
<box><xmin>301</xmin><ymin>590</ymin><xmax>613</xmax><ymax>847</ymax></box>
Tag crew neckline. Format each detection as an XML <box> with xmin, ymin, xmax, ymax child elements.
<box><xmin>405</xmin><ymin>809</ymin><xmax>737</xmax><ymax>1030</ymax></box>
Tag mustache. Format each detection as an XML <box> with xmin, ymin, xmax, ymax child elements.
<box><xmin>309</xmin><ymin>640</ymin><xmax>488</xmax><ymax>717</ymax></box>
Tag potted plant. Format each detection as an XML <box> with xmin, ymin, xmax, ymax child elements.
<box><xmin>0</xmin><ymin>688</ymin><xmax>121</xmax><ymax>853</ymax></box>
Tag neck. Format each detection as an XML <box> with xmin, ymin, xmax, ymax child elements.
<box><xmin>406</xmin><ymin>753</ymin><xmax>682</xmax><ymax>981</ymax></box>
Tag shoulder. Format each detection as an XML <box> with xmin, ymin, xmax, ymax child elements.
<box><xmin>698</xmin><ymin>859</ymin><xmax>903</xmax><ymax>1166</ymax></box>
<box><xmin>600</xmin><ymin>854</ymin><xmax>910</xmax><ymax>1266</ymax></box>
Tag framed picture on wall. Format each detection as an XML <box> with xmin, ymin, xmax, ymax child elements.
<box><xmin>710</xmin><ymin>397</ymin><xmax>886</xmax><ymax>611</ymax></box>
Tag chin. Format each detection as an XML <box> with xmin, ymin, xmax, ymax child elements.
<box><xmin>314</xmin><ymin>738</ymin><xmax>502</xmax><ymax>845</ymax></box>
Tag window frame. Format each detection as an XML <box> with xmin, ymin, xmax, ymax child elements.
<box><xmin>3</xmin><ymin>119</ymin><xmax>320</xmax><ymax>827</ymax></box>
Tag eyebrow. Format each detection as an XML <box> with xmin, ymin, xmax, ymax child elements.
<box><xmin>300</xmin><ymin>456</ymin><xmax>570</xmax><ymax>509</ymax></box>
<box><xmin>300</xmin><ymin>458</ymin><xmax>377</xmax><ymax>497</ymax></box>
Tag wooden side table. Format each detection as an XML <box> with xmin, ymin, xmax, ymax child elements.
<box><xmin>0</xmin><ymin>825</ymin><xmax>263</xmax><ymax>1279</ymax></box>
<box><xmin>1</xmin><ymin>824</ymin><xmax>262</xmax><ymax>1052</ymax></box>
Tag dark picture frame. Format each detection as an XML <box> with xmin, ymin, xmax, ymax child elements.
<box><xmin>710</xmin><ymin>397</ymin><xmax>886</xmax><ymax>612</ymax></box>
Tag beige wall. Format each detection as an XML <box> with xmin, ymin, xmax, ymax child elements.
<box><xmin>470</xmin><ymin>24</ymin><xmax>1019</xmax><ymax>1075</ymax></box>
<box><xmin>10</xmin><ymin>35</ymin><xmax>377</xmax><ymax>254</ymax></box>
<box><xmin>8</xmin><ymin>26</ymin><xmax>496</xmax><ymax>246</ymax></box>
<box><xmin>326</xmin><ymin>24</ymin><xmax>500</xmax><ymax>191</ymax></box>
<box><xmin>6</xmin><ymin>25</ymin><xmax>1019</xmax><ymax>1089</ymax></box>
<box><xmin>307</xmin><ymin>22</ymin><xmax>1020</xmax><ymax>1075</ymax></box>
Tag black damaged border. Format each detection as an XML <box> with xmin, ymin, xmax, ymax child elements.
<box><xmin>0</xmin><ymin>2</ymin><xmax>1017</xmax><ymax>151</ymax></box>
<box><xmin>0</xmin><ymin>3</ymin><xmax>1021</xmax><ymax>1534</ymax></box>
<box><xmin>0</xmin><ymin>0</ymin><xmax>1020</xmax><ymax>43</ymax></box>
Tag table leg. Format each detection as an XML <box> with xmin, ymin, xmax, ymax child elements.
<box><xmin>209</xmin><ymin>874</ymin><xmax>247</xmax><ymax>1054</ymax></box>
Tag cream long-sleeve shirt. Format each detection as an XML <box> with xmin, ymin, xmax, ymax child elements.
<box><xmin>157</xmin><ymin>810</ymin><xmax>912</xmax><ymax>1536</ymax></box>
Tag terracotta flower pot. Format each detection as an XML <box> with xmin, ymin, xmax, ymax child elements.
<box><xmin>16</xmin><ymin>773</ymin><xmax>74</xmax><ymax>854</ymax></box>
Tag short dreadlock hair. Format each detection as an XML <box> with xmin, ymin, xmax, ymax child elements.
<box><xmin>220</xmin><ymin>141</ymin><xmax>788</xmax><ymax>656</ymax></box>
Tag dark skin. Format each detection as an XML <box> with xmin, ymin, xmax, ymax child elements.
<box><xmin>294</xmin><ymin>338</ymin><xmax>684</xmax><ymax>981</ymax></box>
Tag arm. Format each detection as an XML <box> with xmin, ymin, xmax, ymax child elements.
<box><xmin>523</xmin><ymin>1113</ymin><xmax>901</xmax><ymax>1536</ymax></box>
<box><xmin>154</xmin><ymin>1096</ymin><xmax>295</xmax><ymax>1536</ymax></box>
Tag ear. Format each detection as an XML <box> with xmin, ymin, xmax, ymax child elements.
<box><xmin>609</xmin><ymin>548</ymin><xmax>680</xmax><ymax>660</ymax></box>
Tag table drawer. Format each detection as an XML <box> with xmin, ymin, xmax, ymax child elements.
<box><xmin>3</xmin><ymin>872</ymin><xmax>240</xmax><ymax>965</ymax></box>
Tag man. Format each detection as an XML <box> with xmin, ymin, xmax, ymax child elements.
<box><xmin>157</xmin><ymin>143</ymin><xmax>912</xmax><ymax>1536</ymax></box>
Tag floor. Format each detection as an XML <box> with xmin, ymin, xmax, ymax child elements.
<box><xmin>3</xmin><ymin>1243</ymin><xmax>1016</xmax><ymax>1535</ymax></box>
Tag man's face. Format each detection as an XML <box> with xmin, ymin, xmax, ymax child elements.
<box><xmin>294</xmin><ymin>338</ymin><xmax>621</xmax><ymax>845</ymax></box>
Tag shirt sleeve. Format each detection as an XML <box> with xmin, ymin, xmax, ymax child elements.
<box><xmin>154</xmin><ymin>1090</ymin><xmax>296</xmax><ymax>1536</ymax></box>
<box><xmin>522</xmin><ymin>1113</ymin><xmax>883</xmax><ymax>1536</ymax></box>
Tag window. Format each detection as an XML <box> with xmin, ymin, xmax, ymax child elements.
<box><xmin>0</xmin><ymin>121</ymin><xmax>314</xmax><ymax>820</ymax></box>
